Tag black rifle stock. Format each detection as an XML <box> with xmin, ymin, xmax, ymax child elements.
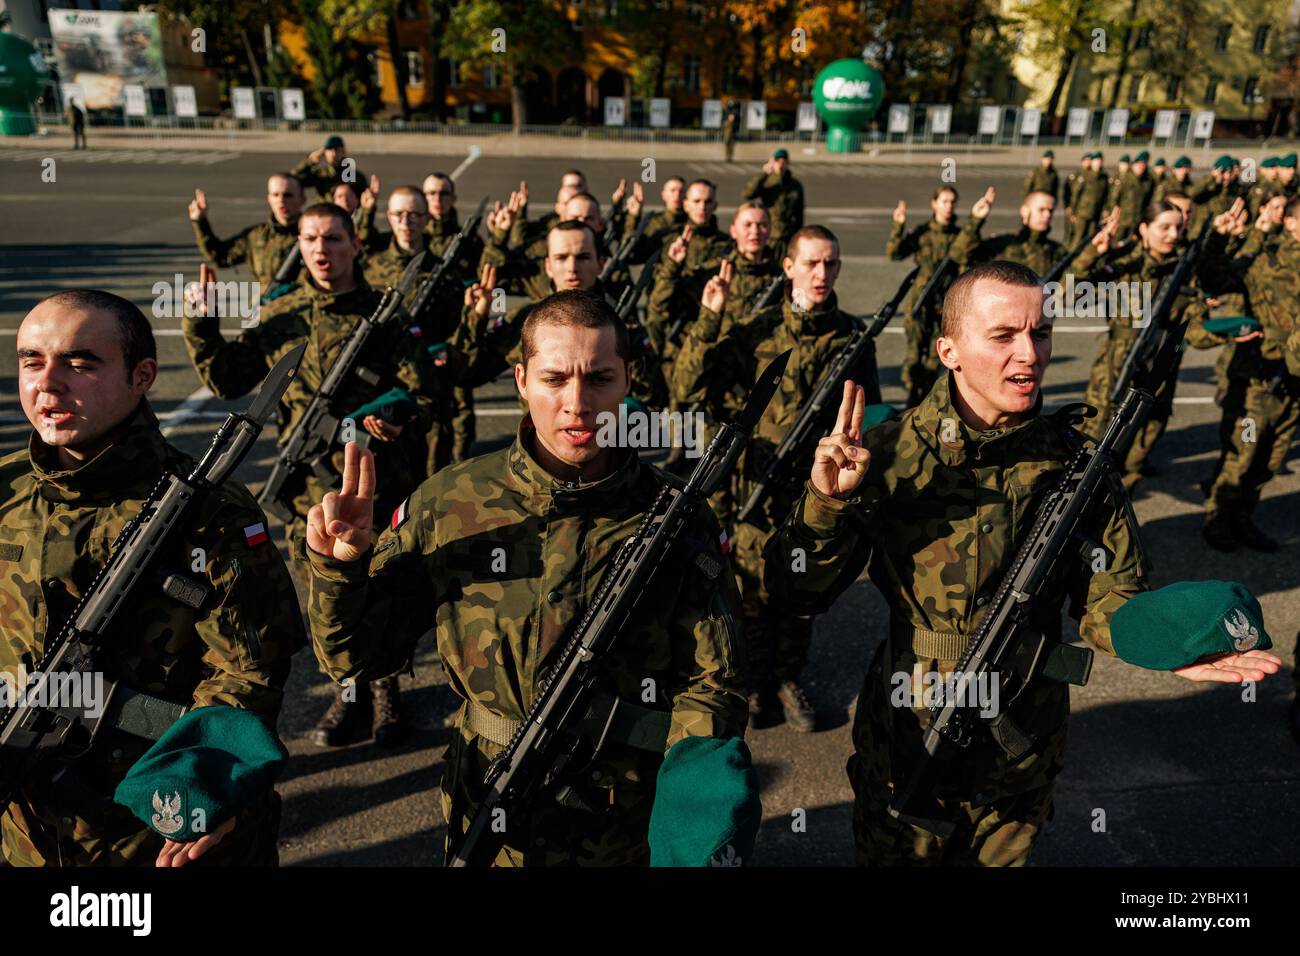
<box><xmin>0</xmin><ymin>345</ymin><xmax>305</xmax><ymax>808</ymax></box>
<box><xmin>888</xmin><ymin>222</ymin><xmax>1212</xmax><ymax>837</ymax></box>
<box><xmin>600</xmin><ymin>212</ymin><xmax>649</xmax><ymax>282</ymax></box>
<box><xmin>734</xmin><ymin>267</ymin><xmax>919</xmax><ymax>525</ymax></box>
<box><xmin>613</xmin><ymin>247</ymin><xmax>663</xmax><ymax>321</ymax></box>
<box><xmin>447</xmin><ymin>349</ymin><xmax>792</xmax><ymax>867</ymax></box>
<box><xmin>1042</xmin><ymin>231</ymin><xmax>1098</xmax><ymax>284</ymax></box>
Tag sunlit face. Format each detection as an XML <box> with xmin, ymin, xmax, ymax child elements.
<box><xmin>1139</xmin><ymin>210</ymin><xmax>1183</xmax><ymax>256</ymax></box>
<box><xmin>730</xmin><ymin>207</ymin><xmax>771</xmax><ymax>258</ymax></box>
<box><xmin>683</xmin><ymin>183</ymin><xmax>717</xmax><ymax>226</ymax></box>
<box><xmin>323</xmin><ymin>146</ymin><xmax>345</xmax><ymax>167</ymax></box>
<box><xmin>544</xmin><ymin>228</ymin><xmax>601</xmax><ymax>291</ymax></box>
<box><xmin>553</xmin><ymin>184</ymin><xmax>581</xmax><ymax>216</ymax></box>
<box><xmin>330</xmin><ymin>184</ymin><xmax>359</xmax><ymax>214</ymax></box>
<box><xmin>267</xmin><ymin>175</ymin><xmax>304</xmax><ymax>225</ymax></box>
<box><xmin>772</xmin><ymin>157</ymin><xmax>789</xmax><ymax>175</ymax></box>
<box><xmin>937</xmin><ymin>281</ymin><xmax>1051</xmax><ymax>426</ymax></box>
<box><xmin>387</xmin><ymin>192</ymin><xmax>429</xmax><ymax>252</ymax></box>
<box><xmin>560</xmin><ymin>172</ymin><xmax>587</xmax><ymax>193</ymax></box>
<box><xmin>300</xmin><ymin>212</ymin><xmax>359</xmax><ymax>286</ymax></box>
<box><xmin>1021</xmin><ymin>193</ymin><xmax>1055</xmax><ymax>233</ymax></box>
<box><xmin>515</xmin><ymin>322</ymin><xmax>629</xmax><ymax>475</ymax></box>
<box><xmin>1278</xmin><ymin>166</ymin><xmax>1295</xmax><ymax>185</ymax></box>
<box><xmin>17</xmin><ymin>302</ymin><xmax>156</xmax><ymax>464</ymax></box>
<box><xmin>421</xmin><ymin>175</ymin><xmax>456</xmax><ymax>219</ymax></box>
<box><xmin>1166</xmin><ymin>195</ymin><xmax>1192</xmax><ymax>222</ymax></box>
<box><xmin>1261</xmin><ymin>194</ymin><xmax>1287</xmax><ymax>226</ymax></box>
<box><xmin>783</xmin><ymin>236</ymin><xmax>840</xmax><ymax>309</ymax></box>
<box><xmin>661</xmin><ymin>179</ymin><xmax>684</xmax><ymax>213</ymax></box>
<box><xmin>932</xmin><ymin>190</ymin><xmax>957</xmax><ymax>225</ymax></box>
<box><xmin>1132</xmin><ymin>160</ymin><xmax>1148</xmax><ymax>178</ymax></box>
<box><xmin>561</xmin><ymin>195</ymin><xmax>604</xmax><ymax>234</ymax></box>
<box><xmin>1174</xmin><ymin>167</ymin><xmax>1190</xmax><ymax>182</ymax></box>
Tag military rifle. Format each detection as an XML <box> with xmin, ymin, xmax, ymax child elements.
<box><xmin>403</xmin><ymin>196</ymin><xmax>489</xmax><ymax>324</ymax></box>
<box><xmin>665</xmin><ymin>272</ymin><xmax>783</xmax><ymax>345</ymax></box>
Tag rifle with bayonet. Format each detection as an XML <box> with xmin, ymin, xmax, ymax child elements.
<box><xmin>257</xmin><ymin>257</ymin><xmax>425</xmax><ymax>524</ymax></box>
<box><xmin>403</xmin><ymin>196</ymin><xmax>489</xmax><ymax>323</ymax></box>
<box><xmin>612</xmin><ymin>247</ymin><xmax>663</xmax><ymax>322</ymax></box>
<box><xmin>447</xmin><ymin>348</ymin><xmax>792</xmax><ymax>867</ymax></box>
<box><xmin>260</xmin><ymin>243</ymin><xmax>304</xmax><ymax>305</ymax></box>
<box><xmin>734</xmin><ymin>267</ymin><xmax>919</xmax><ymax>525</ymax></box>
<box><xmin>887</xmin><ymin>219</ymin><xmax>1213</xmax><ymax>838</ymax></box>
<box><xmin>0</xmin><ymin>344</ymin><xmax>306</xmax><ymax>808</ymax></box>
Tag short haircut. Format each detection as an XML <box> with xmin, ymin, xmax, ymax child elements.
<box><xmin>37</xmin><ymin>289</ymin><xmax>157</xmax><ymax>380</ymax></box>
<box><xmin>941</xmin><ymin>260</ymin><xmax>1043</xmax><ymax>339</ymax></box>
<box><xmin>387</xmin><ymin>185</ymin><xmax>427</xmax><ymax>209</ymax></box>
<box><xmin>1161</xmin><ymin>190</ymin><xmax>1190</xmax><ymax>204</ymax></box>
<box><xmin>685</xmin><ymin>178</ymin><xmax>717</xmax><ymax>197</ymax></box>
<box><xmin>331</xmin><ymin>180</ymin><xmax>365</xmax><ymax>203</ymax></box>
<box><xmin>1022</xmin><ymin>190</ymin><xmax>1055</xmax><ymax>206</ymax></box>
<box><xmin>548</xmin><ymin>219</ymin><xmax>600</xmax><ymax>250</ymax></box>
<box><xmin>932</xmin><ymin>186</ymin><xmax>959</xmax><ymax>201</ymax></box>
<box><xmin>1140</xmin><ymin>199</ymin><xmax>1182</xmax><ymax>228</ymax></box>
<box><xmin>424</xmin><ymin>172</ymin><xmax>455</xmax><ymax>193</ymax></box>
<box><xmin>561</xmin><ymin>168</ymin><xmax>587</xmax><ymax>183</ymax></box>
<box><xmin>520</xmin><ymin>289</ymin><xmax>630</xmax><ymax>367</ymax></box>
<box><xmin>300</xmin><ymin>202</ymin><xmax>355</xmax><ymax>238</ymax></box>
<box><xmin>565</xmin><ymin>191</ymin><xmax>601</xmax><ymax>208</ymax></box>
<box><xmin>664</xmin><ymin>175</ymin><xmax>685</xmax><ymax>188</ymax></box>
<box><xmin>734</xmin><ymin>199</ymin><xmax>769</xmax><ymax>220</ymax></box>
<box><xmin>269</xmin><ymin>172</ymin><xmax>303</xmax><ymax>195</ymax></box>
<box><xmin>786</xmin><ymin>224</ymin><xmax>839</xmax><ymax>258</ymax></box>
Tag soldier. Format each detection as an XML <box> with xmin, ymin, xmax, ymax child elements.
<box><xmin>3</xmin><ymin>289</ymin><xmax>304</xmax><ymax>865</ymax></box>
<box><xmin>1114</xmin><ymin>150</ymin><xmax>1156</xmax><ymax>240</ymax></box>
<box><xmin>1278</xmin><ymin>153</ymin><xmax>1297</xmax><ymax>197</ymax></box>
<box><xmin>304</xmin><ymin>290</ymin><xmax>747</xmax><ymax>865</ymax></box>
<box><xmin>762</xmin><ymin>261</ymin><xmax>1281</xmax><ymax>866</ymax></box>
<box><xmin>1022</xmin><ymin>149</ymin><xmax>1059</xmax><ymax>200</ymax></box>
<box><xmin>1065</xmin><ymin>152</ymin><xmax>1112</xmax><ymax>249</ymax></box>
<box><xmin>673</xmin><ymin>225</ymin><xmax>874</xmax><ymax>732</ymax></box>
<box><xmin>293</xmin><ymin>134</ymin><xmax>367</xmax><ymax>201</ymax></box>
<box><xmin>1191</xmin><ymin>195</ymin><xmax>1300</xmax><ymax>552</ymax></box>
<box><xmin>723</xmin><ymin>107</ymin><xmax>737</xmax><ymax>163</ymax></box>
<box><xmin>181</xmin><ymin>202</ymin><xmax>438</xmax><ymax>750</ymax></box>
<box><xmin>741</xmin><ymin>149</ymin><xmax>805</xmax><ymax>251</ymax></box>
<box><xmin>65</xmin><ymin>98</ymin><xmax>86</xmax><ymax>150</ymax></box>
<box><xmin>1150</xmin><ymin>156</ymin><xmax>1167</xmax><ymax>195</ymax></box>
<box><xmin>1106</xmin><ymin>154</ymin><xmax>1130</xmax><ymax>210</ymax></box>
<box><xmin>188</xmin><ymin>174</ymin><xmax>305</xmax><ymax>291</ymax></box>
<box><xmin>1247</xmin><ymin>157</ymin><xmax>1280</xmax><ymax>217</ymax></box>
<box><xmin>1071</xmin><ymin>200</ymin><xmax>1206</xmax><ymax>490</ymax></box>
<box><xmin>948</xmin><ymin>187</ymin><xmax>1066</xmax><ymax>275</ymax></box>
<box><xmin>887</xmin><ymin>187</ymin><xmax>963</xmax><ymax>407</ymax></box>
<box><xmin>646</xmin><ymin>179</ymin><xmax>732</xmax><ymax>295</ymax></box>
<box><xmin>628</xmin><ymin>175</ymin><xmax>688</xmax><ymax>262</ymax></box>
<box><xmin>1188</xmin><ymin>156</ymin><xmax>1241</xmax><ymax>234</ymax></box>
<box><xmin>1153</xmin><ymin>155</ymin><xmax>1194</xmax><ymax>203</ymax></box>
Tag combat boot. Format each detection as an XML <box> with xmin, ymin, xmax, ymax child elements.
<box><xmin>1231</xmin><ymin>514</ymin><xmax>1279</xmax><ymax>553</ymax></box>
<box><xmin>310</xmin><ymin>682</ymin><xmax>370</xmax><ymax>747</ymax></box>
<box><xmin>1201</xmin><ymin>514</ymin><xmax>1238</xmax><ymax>552</ymax></box>
<box><xmin>370</xmin><ymin>676</ymin><xmax>407</xmax><ymax>746</ymax></box>
<box><xmin>776</xmin><ymin>680</ymin><xmax>816</xmax><ymax>733</ymax></box>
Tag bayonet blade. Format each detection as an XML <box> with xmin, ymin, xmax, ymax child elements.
<box><xmin>737</xmin><ymin>349</ymin><xmax>791</xmax><ymax>435</ymax></box>
<box><xmin>244</xmin><ymin>342</ymin><xmax>306</xmax><ymax>427</ymax></box>
<box><xmin>395</xmin><ymin>251</ymin><xmax>428</xmax><ymax>297</ymax></box>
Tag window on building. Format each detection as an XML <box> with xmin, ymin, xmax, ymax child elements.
<box><xmin>1205</xmin><ymin>76</ymin><xmax>1218</xmax><ymax>103</ymax></box>
<box><xmin>683</xmin><ymin>55</ymin><xmax>700</xmax><ymax>93</ymax></box>
<box><xmin>1134</xmin><ymin>26</ymin><xmax>1152</xmax><ymax>50</ymax></box>
<box><xmin>483</xmin><ymin>64</ymin><xmax>502</xmax><ymax>89</ymax></box>
<box><xmin>1166</xmin><ymin>75</ymin><xmax>1181</xmax><ymax>100</ymax></box>
<box><xmin>1128</xmin><ymin>73</ymin><xmax>1143</xmax><ymax>103</ymax></box>
<box><xmin>446</xmin><ymin>58</ymin><xmax>462</xmax><ymax>88</ymax></box>
<box><xmin>1215</xmin><ymin>23</ymin><xmax>1231</xmax><ymax>52</ymax></box>
<box><xmin>1253</xmin><ymin>25</ymin><xmax>1270</xmax><ymax>54</ymax></box>
<box><xmin>406</xmin><ymin>51</ymin><xmax>423</xmax><ymax>88</ymax></box>
<box><xmin>1243</xmin><ymin>76</ymin><xmax>1260</xmax><ymax>104</ymax></box>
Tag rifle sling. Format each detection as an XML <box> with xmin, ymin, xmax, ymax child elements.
<box><xmin>889</xmin><ymin>623</ymin><xmax>1089</xmax><ymax>685</ymax></box>
<box><xmin>465</xmin><ymin>691</ymin><xmax>669</xmax><ymax>753</ymax></box>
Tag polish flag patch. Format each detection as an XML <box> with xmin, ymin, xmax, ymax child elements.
<box><xmin>243</xmin><ymin>522</ymin><xmax>269</xmax><ymax>547</ymax></box>
<box><xmin>408</xmin><ymin>325</ymin><xmax>423</xmax><ymax>337</ymax></box>
<box><xmin>719</xmin><ymin>530</ymin><xmax>730</xmax><ymax>555</ymax></box>
<box><xmin>391</xmin><ymin>498</ymin><xmax>410</xmax><ymax>531</ymax></box>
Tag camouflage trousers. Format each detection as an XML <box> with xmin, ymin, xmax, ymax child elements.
<box><xmin>902</xmin><ymin>308</ymin><xmax>942</xmax><ymax>407</ymax></box>
<box><xmin>1066</xmin><ymin>216</ymin><xmax>1100</xmax><ymax>251</ymax></box>
<box><xmin>730</xmin><ymin>518</ymin><xmax>814</xmax><ymax>687</ymax></box>
<box><xmin>1206</xmin><ymin>377</ymin><xmax>1300</xmax><ymax>519</ymax></box>
<box><xmin>1083</xmin><ymin>333</ymin><xmax>1183</xmax><ymax>479</ymax></box>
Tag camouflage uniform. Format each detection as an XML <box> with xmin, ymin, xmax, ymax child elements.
<box><xmin>949</xmin><ymin>220</ymin><xmax>1065</xmax><ymax>275</ymax></box>
<box><xmin>182</xmin><ymin>277</ymin><xmax>437</xmax><ymax>557</ymax></box>
<box><xmin>673</xmin><ymin>294</ymin><xmax>882</xmax><ymax>690</ymax></box>
<box><xmin>192</xmin><ymin>215</ymin><xmax>299</xmax><ymax>291</ymax></box>
<box><xmin>0</xmin><ymin>402</ymin><xmax>304</xmax><ymax>866</ymax></box>
<box><xmin>1072</xmin><ymin>243</ymin><xmax>1209</xmax><ymax>483</ymax></box>
<box><xmin>1114</xmin><ymin>170</ymin><xmax>1156</xmax><ymax>239</ymax></box>
<box><xmin>1023</xmin><ymin>165</ymin><xmax>1059</xmax><ymax>200</ymax></box>
<box><xmin>291</xmin><ymin>156</ymin><xmax>369</xmax><ymax>202</ymax></box>
<box><xmin>763</xmin><ymin>372</ymin><xmax>1150</xmax><ymax>865</ymax></box>
<box><xmin>1067</xmin><ymin>168</ymin><xmax>1110</xmax><ymax>249</ymax></box>
<box><xmin>628</xmin><ymin>208</ymin><xmax>688</xmax><ymax>264</ymax></box>
<box><xmin>305</xmin><ymin>420</ymin><xmax>747</xmax><ymax>865</ymax></box>
<box><xmin>641</xmin><ymin>218</ymin><xmax>736</xmax><ymax>354</ymax></box>
<box><xmin>1191</xmin><ymin>228</ymin><xmax>1300</xmax><ymax>523</ymax></box>
<box><xmin>741</xmin><ymin>170</ymin><xmax>805</xmax><ymax>249</ymax></box>
<box><xmin>885</xmin><ymin>217</ymin><xmax>961</xmax><ymax>404</ymax></box>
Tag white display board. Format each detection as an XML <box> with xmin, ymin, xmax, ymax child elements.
<box><xmin>649</xmin><ymin>97</ymin><xmax>671</xmax><ymax>128</ymax></box>
<box><xmin>796</xmin><ymin>102</ymin><xmax>817</xmax><ymax>132</ymax></box>
<box><xmin>929</xmin><ymin>104</ymin><xmax>951</xmax><ymax>134</ymax></box>
<box><xmin>172</xmin><ymin>85</ymin><xmax>197</xmax><ymax>117</ymax></box>
<box><xmin>231</xmin><ymin>87</ymin><xmax>257</xmax><ymax>120</ymax></box>
<box><xmin>1192</xmin><ymin>110</ymin><xmax>1215</xmax><ymax>138</ymax></box>
<box><xmin>745</xmin><ymin>100</ymin><xmax>766</xmax><ymax>132</ymax></box>
<box><xmin>978</xmin><ymin>105</ymin><xmax>1001</xmax><ymax>136</ymax></box>
<box><xmin>281</xmin><ymin>88</ymin><xmax>306</xmax><ymax>121</ymax></box>
<box><xmin>1153</xmin><ymin>109</ymin><xmax>1177</xmax><ymax>138</ymax></box>
<box><xmin>887</xmin><ymin>104</ymin><xmax>910</xmax><ymax>134</ymax></box>
<box><xmin>1066</xmin><ymin>108</ymin><xmax>1089</xmax><ymax>136</ymax></box>
<box><xmin>123</xmin><ymin>84</ymin><xmax>147</xmax><ymax>117</ymax></box>
<box><xmin>1106</xmin><ymin>108</ymin><xmax>1129</xmax><ymax>137</ymax></box>
<box><xmin>701</xmin><ymin>99</ymin><xmax>723</xmax><ymax>129</ymax></box>
<box><xmin>1019</xmin><ymin>108</ymin><xmax>1041</xmax><ymax>136</ymax></box>
<box><xmin>603</xmin><ymin>97</ymin><xmax>625</xmax><ymax>126</ymax></box>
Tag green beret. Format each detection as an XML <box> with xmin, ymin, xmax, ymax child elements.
<box><xmin>1214</xmin><ymin>154</ymin><xmax>1236</xmax><ymax>170</ymax></box>
<box><xmin>1111</xmin><ymin>581</ymin><xmax>1271</xmax><ymax>670</ymax></box>
<box><xmin>347</xmin><ymin>386</ymin><xmax>418</xmax><ymax>425</ymax></box>
<box><xmin>1084</xmin><ymin>151</ymin><xmax>1097</xmax><ymax>160</ymax></box>
<box><xmin>1094</xmin><ymin>151</ymin><xmax>1104</xmax><ymax>160</ymax></box>
<box><xmin>323</xmin><ymin>134</ymin><xmax>345</xmax><ymax>149</ymax></box>
<box><xmin>1133</xmin><ymin>150</ymin><xmax>1150</xmax><ymax>163</ymax></box>
<box><xmin>114</xmin><ymin>707</ymin><xmax>287</xmax><ymax>842</ymax></box>
<box><xmin>1154</xmin><ymin>157</ymin><xmax>1166</xmax><ymax>167</ymax></box>
<box><xmin>862</xmin><ymin>402</ymin><xmax>899</xmax><ymax>432</ymax></box>
<box><xmin>649</xmin><ymin>736</ymin><xmax>761</xmax><ymax>867</ymax></box>
<box><xmin>1202</xmin><ymin>316</ymin><xmax>1262</xmax><ymax>336</ymax></box>
<box><xmin>1261</xmin><ymin>156</ymin><xmax>1278</xmax><ymax>168</ymax></box>
<box><xmin>1119</xmin><ymin>154</ymin><xmax>1131</xmax><ymax>163</ymax></box>
<box><xmin>622</xmin><ymin>393</ymin><xmax>648</xmax><ymax>414</ymax></box>
<box><xmin>772</xmin><ymin>148</ymin><xmax>789</xmax><ymax>160</ymax></box>
<box><xmin>1042</xmin><ymin>149</ymin><xmax>1054</xmax><ymax>158</ymax></box>
<box><xmin>1173</xmin><ymin>156</ymin><xmax>1192</xmax><ymax>168</ymax></box>
<box><xmin>1281</xmin><ymin>153</ymin><xmax>1297</xmax><ymax>168</ymax></box>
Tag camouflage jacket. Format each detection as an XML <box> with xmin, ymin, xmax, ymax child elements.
<box><xmin>1115</xmin><ymin>171</ymin><xmax>1156</xmax><ymax>237</ymax></box>
<box><xmin>1152</xmin><ymin>172</ymin><xmax>1194</xmax><ymax>204</ymax></box>
<box><xmin>305</xmin><ymin>419</ymin><xmax>746</xmax><ymax>864</ymax></box>
<box><xmin>425</xmin><ymin>208</ymin><xmax>487</xmax><ymax>279</ymax></box>
<box><xmin>672</xmin><ymin>294</ymin><xmax>883</xmax><ymax>528</ymax></box>
<box><xmin>951</xmin><ymin>221</ymin><xmax>1065</xmax><ymax>275</ymax></box>
<box><xmin>885</xmin><ymin>217</ymin><xmax>962</xmax><ymax>317</ymax></box>
<box><xmin>182</xmin><ymin>278</ymin><xmax>437</xmax><ymax>533</ymax></box>
<box><xmin>646</xmin><ymin>245</ymin><xmax>782</xmax><ymax>356</ymax></box>
<box><xmin>1070</xmin><ymin>169</ymin><xmax>1111</xmax><ymax>223</ymax></box>
<box><xmin>629</xmin><ymin>208</ymin><xmax>688</xmax><ymax>264</ymax></box>
<box><xmin>290</xmin><ymin>156</ymin><xmax>369</xmax><ymax>201</ymax></box>
<box><xmin>0</xmin><ymin>402</ymin><xmax>304</xmax><ymax>865</ymax></box>
<box><xmin>763</xmin><ymin>372</ymin><xmax>1150</xmax><ymax>799</ymax></box>
<box><xmin>741</xmin><ymin>171</ymin><xmax>805</xmax><ymax>242</ymax></box>
<box><xmin>1023</xmin><ymin>166</ymin><xmax>1060</xmax><ymax>200</ymax></box>
<box><xmin>192</xmin><ymin>215</ymin><xmax>299</xmax><ymax>291</ymax></box>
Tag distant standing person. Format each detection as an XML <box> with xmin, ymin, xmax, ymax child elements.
<box><xmin>741</xmin><ymin>149</ymin><xmax>805</xmax><ymax>252</ymax></box>
<box><xmin>723</xmin><ymin>107</ymin><xmax>737</xmax><ymax>163</ymax></box>
<box><xmin>66</xmin><ymin>99</ymin><xmax>86</xmax><ymax>150</ymax></box>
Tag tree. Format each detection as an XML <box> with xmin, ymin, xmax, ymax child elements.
<box><xmin>157</xmin><ymin>0</ymin><xmax>294</xmax><ymax>93</ymax></box>
<box><xmin>425</xmin><ymin>0</ymin><xmax>454</xmax><ymax>122</ymax></box>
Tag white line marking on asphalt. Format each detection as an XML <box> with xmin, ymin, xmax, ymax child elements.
<box><xmin>159</xmin><ymin>387</ymin><xmax>215</xmax><ymax>437</ymax></box>
<box><xmin>450</xmin><ymin>147</ymin><xmax>482</xmax><ymax>181</ymax></box>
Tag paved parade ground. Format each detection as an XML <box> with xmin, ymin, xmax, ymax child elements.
<box><xmin>1</xmin><ymin>138</ymin><xmax>1296</xmax><ymax>866</ymax></box>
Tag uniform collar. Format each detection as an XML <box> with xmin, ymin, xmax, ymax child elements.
<box><xmin>30</xmin><ymin>401</ymin><xmax>168</xmax><ymax>506</ymax></box>
<box><xmin>729</xmin><ymin>245</ymin><xmax>777</xmax><ymax>273</ymax></box>
<box><xmin>505</xmin><ymin>416</ymin><xmax>641</xmax><ymax>516</ymax></box>
<box><xmin>303</xmin><ymin>274</ymin><xmax>375</xmax><ymax>310</ymax></box>
<box><xmin>929</xmin><ymin>217</ymin><xmax>959</xmax><ymax>235</ymax></box>
<box><xmin>268</xmin><ymin>215</ymin><xmax>298</xmax><ymax>236</ymax></box>
<box><xmin>781</xmin><ymin>292</ymin><xmax>845</xmax><ymax>338</ymax></box>
<box><xmin>1016</xmin><ymin>225</ymin><xmax>1050</xmax><ymax>244</ymax></box>
<box><xmin>914</xmin><ymin>372</ymin><xmax>1044</xmax><ymax>468</ymax></box>
<box><xmin>427</xmin><ymin>209</ymin><xmax>460</xmax><ymax>238</ymax></box>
